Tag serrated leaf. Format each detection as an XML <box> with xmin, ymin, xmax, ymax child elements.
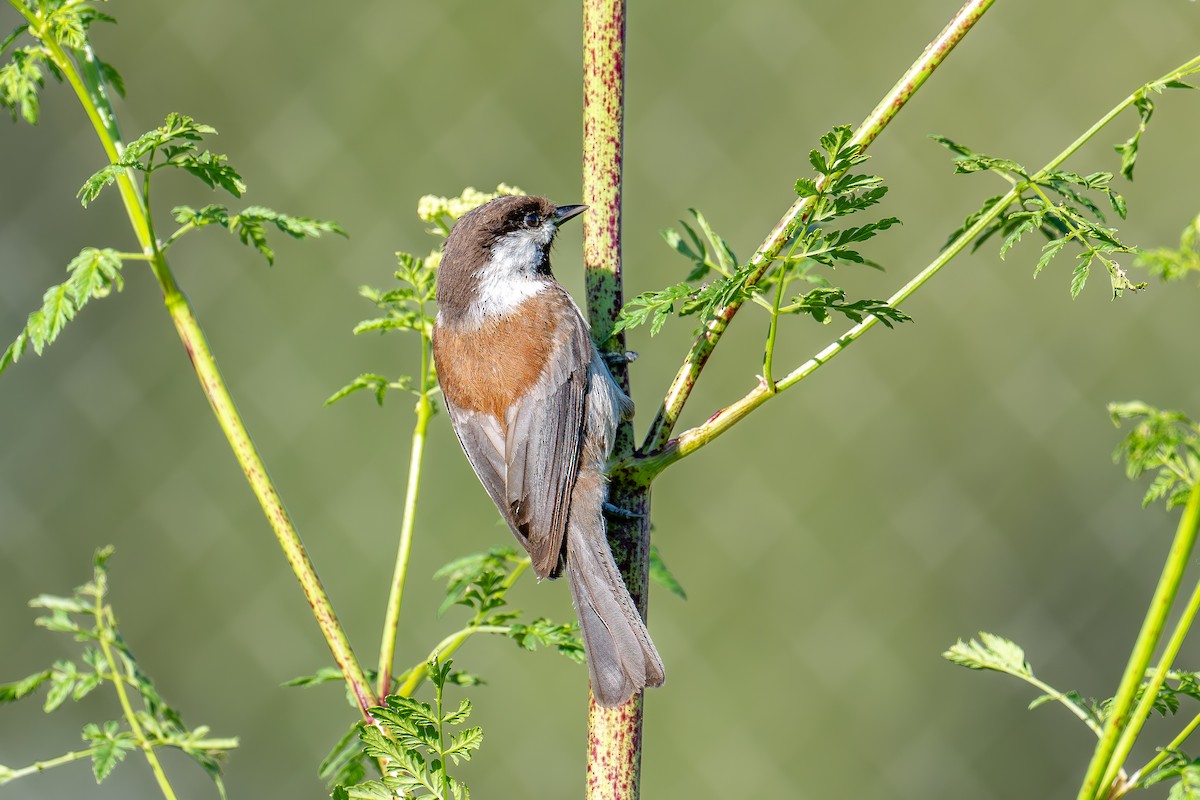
<box><xmin>82</xmin><ymin>721</ymin><xmax>135</xmax><ymax>783</ymax></box>
<box><xmin>1108</xmin><ymin>401</ymin><xmax>1200</xmax><ymax>510</ymax></box>
<box><xmin>283</xmin><ymin>666</ymin><xmax>346</xmax><ymax>687</ymax></box>
<box><xmin>613</xmin><ymin>283</ymin><xmax>694</xmax><ymax>336</ymax></box>
<box><xmin>68</xmin><ymin>248</ymin><xmax>124</xmax><ymax>299</ymax></box>
<box><xmin>174</xmin><ymin>150</ymin><xmax>245</xmax><ymax>196</ymax></box>
<box><xmin>441</xmin><ymin>698</ymin><xmax>472</xmax><ymax>727</ymax></box>
<box><xmin>45</xmin><ymin>660</ymin><xmax>79</xmax><ymax>712</ymax></box>
<box><xmin>171</xmin><ymin>204</ymin><xmax>344</xmax><ymax>265</ymax></box>
<box><xmin>1070</xmin><ymin>256</ymin><xmax>1091</xmax><ymax>299</ymax></box>
<box><xmin>649</xmin><ymin>543</ymin><xmax>687</xmax><ymax>600</ymax></box>
<box><xmin>325</xmin><ymin>374</ymin><xmax>397</xmax><ymax>407</ymax></box>
<box><xmin>929</xmin><ymin>133</ymin><xmax>976</xmax><ymax>158</ymax></box>
<box><xmin>338</xmin><ymin>779</ymin><xmax>405</xmax><ymax>799</ymax></box>
<box><xmin>691</xmin><ymin>209</ymin><xmax>737</xmax><ymax>274</ymax></box>
<box><xmin>1035</xmin><ymin>237</ymin><xmax>1069</xmax><ymax>277</ymax></box>
<box><xmin>33</xmin><ymin>608</ymin><xmax>80</xmax><ymax>634</ymax></box>
<box><xmin>808</xmin><ymin>148</ymin><xmax>826</xmax><ymax>174</ymax></box>
<box><xmin>444</xmin><ymin>727</ymin><xmax>482</xmax><ymax>764</ymax></box>
<box><xmin>78</xmin><ymin>163</ymin><xmax>125</xmax><ymax>206</ymax></box>
<box><xmin>1116</xmin><ymin>92</ymin><xmax>1155</xmax><ymax>181</ymax></box>
<box><xmin>944</xmin><ymin>632</ymin><xmax>1032</xmax><ymax>677</ymax></box>
<box><xmin>661</xmin><ymin>226</ymin><xmax>701</xmax><ymax>264</ymax></box>
<box><xmin>29</xmin><ymin>594</ymin><xmax>91</xmax><ymax>613</ymax></box>
<box><xmin>123</xmin><ymin>113</ymin><xmax>215</xmax><ymax>162</ymax></box>
<box><xmin>0</xmin><ymin>48</ymin><xmax>45</xmax><ymax>125</ymax></box>
<box><xmin>794</xmin><ymin>177</ymin><xmax>819</xmax><ymax>197</ymax></box>
<box><xmin>0</xmin><ymin>669</ymin><xmax>52</xmax><ymax>703</ymax></box>
<box><xmin>1170</xmin><ymin>765</ymin><xmax>1200</xmax><ymax>800</ymax></box>
<box><xmin>72</xmin><ymin>671</ymin><xmax>102</xmax><ymax>701</ymax></box>
<box><xmin>0</xmin><ymin>24</ymin><xmax>28</xmax><ymax>57</ymax></box>
<box><xmin>96</xmin><ymin>57</ymin><xmax>124</xmax><ymax>98</ymax></box>
<box><xmin>320</xmin><ymin>722</ymin><xmax>368</xmax><ymax>787</ymax></box>
<box><xmin>1</xmin><ymin>248</ymin><xmax>124</xmax><ymax>374</ymax></box>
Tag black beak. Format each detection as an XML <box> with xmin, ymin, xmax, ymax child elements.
<box><xmin>552</xmin><ymin>204</ymin><xmax>588</xmax><ymax>225</ymax></box>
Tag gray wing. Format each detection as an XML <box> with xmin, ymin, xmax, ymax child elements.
<box><xmin>504</xmin><ymin>308</ymin><xmax>592</xmax><ymax>579</ymax></box>
<box><xmin>442</xmin><ymin>399</ymin><xmax>511</xmax><ymax>526</ymax></box>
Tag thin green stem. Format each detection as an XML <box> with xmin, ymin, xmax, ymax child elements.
<box><xmin>377</xmin><ymin>356</ymin><xmax>435</xmax><ymax>698</ymax></box>
<box><xmin>435</xmin><ymin>671</ymin><xmax>450</xmax><ymax>797</ymax></box>
<box><xmin>94</xmin><ymin>604</ymin><xmax>177</xmax><ymax>800</ymax></box>
<box><xmin>393</xmin><ymin>626</ymin><xmax>512</xmax><ymax>698</ymax></box>
<box><xmin>641</xmin><ymin>0</ymin><xmax>997</xmax><ymax>455</ymax></box>
<box><xmin>18</xmin><ymin>5</ymin><xmax>377</xmax><ymax>719</ymax></box>
<box><xmin>11</xmin><ymin>1</ymin><xmax>153</xmax><ymax>257</ymax></box>
<box><xmin>761</xmin><ymin>271</ymin><xmax>786</xmax><ymax>392</ymax></box>
<box><xmin>1135</xmin><ymin>711</ymin><xmax>1200</xmax><ymax>783</ymax></box>
<box><xmin>0</xmin><ymin>748</ymin><xmax>96</xmax><ymax>782</ymax></box>
<box><xmin>161</xmin><ymin>221</ymin><xmax>197</xmax><ymax>250</ymax></box>
<box><xmin>630</xmin><ymin>51</ymin><xmax>1200</xmax><ymax>480</ymax></box>
<box><xmin>1080</xmin><ymin>479</ymin><xmax>1200</xmax><ymax>800</ymax></box>
<box><xmin>1106</xmin><ymin>559</ymin><xmax>1200</xmax><ymax>793</ymax></box>
<box><xmin>1023</xmin><ymin>677</ymin><xmax>1104</xmax><ymax>737</ymax></box>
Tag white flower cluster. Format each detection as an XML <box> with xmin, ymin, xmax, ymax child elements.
<box><xmin>416</xmin><ymin>183</ymin><xmax>525</xmax><ymax>223</ymax></box>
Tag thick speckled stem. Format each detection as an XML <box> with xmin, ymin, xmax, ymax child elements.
<box><xmin>641</xmin><ymin>0</ymin><xmax>996</xmax><ymax>455</ymax></box>
<box><xmin>582</xmin><ymin>1</ymin><xmax>651</xmax><ymax>799</ymax></box>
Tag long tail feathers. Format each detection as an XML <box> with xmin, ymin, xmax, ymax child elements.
<box><xmin>566</xmin><ymin>521</ymin><xmax>665</xmax><ymax>707</ymax></box>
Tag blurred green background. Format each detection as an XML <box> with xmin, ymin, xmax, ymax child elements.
<box><xmin>3</xmin><ymin>1</ymin><xmax>1200</xmax><ymax>798</ymax></box>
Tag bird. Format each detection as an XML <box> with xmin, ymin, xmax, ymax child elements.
<box><xmin>431</xmin><ymin>194</ymin><xmax>664</xmax><ymax>707</ymax></box>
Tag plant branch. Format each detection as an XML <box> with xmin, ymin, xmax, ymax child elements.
<box><xmin>1134</xmin><ymin>711</ymin><xmax>1200</xmax><ymax>785</ymax></box>
<box><xmin>1105</xmin><ymin>553</ymin><xmax>1200</xmax><ymax>793</ymax></box>
<box><xmin>95</xmin><ymin>602</ymin><xmax>177</xmax><ymax>800</ymax></box>
<box><xmin>17</xmin><ymin>6</ymin><xmax>378</xmax><ymax>720</ymax></box>
<box><xmin>392</xmin><ymin>625</ymin><xmax>512</xmax><ymax>698</ymax></box>
<box><xmin>377</xmin><ymin>379</ymin><xmax>435</xmax><ymax>698</ymax></box>
<box><xmin>1078</xmin><ymin>478</ymin><xmax>1200</xmax><ymax>800</ymax></box>
<box><xmin>0</xmin><ymin>748</ymin><xmax>96</xmax><ymax>783</ymax></box>
<box><xmin>581</xmin><ymin>2</ymin><xmax>654</xmax><ymax>799</ymax></box>
<box><xmin>640</xmin><ymin>0</ymin><xmax>997</xmax><ymax>455</ymax></box>
<box><xmin>629</xmin><ymin>52</ymin><xmax>1200</xmax><ymax>479</ymax></box>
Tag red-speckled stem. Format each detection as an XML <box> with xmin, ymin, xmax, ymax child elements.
<box><xmin>641</xmin><ymin>0</ymin><xmax>996</xmax><ymax>455</ymax></box>
<box><xmin>582</xmin><ymin>1</ymin><xmax>651</xmax><ymax>799</ymax></box>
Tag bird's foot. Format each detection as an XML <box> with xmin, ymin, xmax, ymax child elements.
<box><xmin>602</xmin><ymin>501</ymin><xmax>644</xmax><ymax>521</ymax></box>
<box><xmin>603</xmin><ymin>349</ymin><xmax>639</xmax><ymax>365</ymax></box>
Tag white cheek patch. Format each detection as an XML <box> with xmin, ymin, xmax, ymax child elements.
<box><xmin>471</xmin><ymin>225</ymin><xmax>558</xmax><ymax>319</ymax></box>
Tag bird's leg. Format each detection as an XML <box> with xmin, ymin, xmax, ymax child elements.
<box><xmin>602</xmin><ymin>349</ymin><xmax>638</xmax><ymax>366</ymax></box>
<box><xmin>602</xmin><ymin>501</ymin><xmax>644</xmax><ymax>521</ymax></box>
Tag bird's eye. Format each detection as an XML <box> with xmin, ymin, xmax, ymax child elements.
<box><xmin>523</xmin><ymin>212</ymin><xmax>541</xmax><ymax>227</ymax></box>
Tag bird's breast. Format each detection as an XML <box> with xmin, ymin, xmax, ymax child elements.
<box><xmin>433</xmin><ymin>291</ymin><xmax>573</xmax><ymax>426</ymax></box>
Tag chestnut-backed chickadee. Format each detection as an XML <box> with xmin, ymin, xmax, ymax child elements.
<box><xmin>431</xmin><ymin>195</ymin><xmax>664</xmax><ymax>707</ymax></box>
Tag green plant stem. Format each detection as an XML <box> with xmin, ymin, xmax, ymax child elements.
<box><xmin>1135</xmin><ymin>710</ymin><xmax>1200</xmax><ymax>782</ymax></box>
<box><xmin>95</xmin><ymin>605</ymin><xmax>177</xmax><ymax>800</ymax></box>
<box><xmin>393</xmin><ymin>626</ymin><xmax>511</xmax><ymax>698</ymax></box>
<box><xmin>1024</xmin><ymin>679</ymin><xmax>1104</xmax><ymax>737</ymax></box>
<box><xmin>16</xmin><ymin>4</ymin><xmax>377</xmax><ymax>719</ymax></box>
<box><xmin>1109</xmin><ymin>556</ymin><xmax>1200</xmax><ymax>792</ymax></box>
<box><xmin>629</xmin><ymin>52</ymin><xmax>1200</xmax><ymax>480</ymax></box>
<box><xmin>392</xmin><ymin>554</ymin><xmax>528</xmax><ymax>697</ymax></box>
<box><xmin>0</xmin><ymin>748</ymin><xmax>95</xmax><ymax>782</ymax></box>
<box><xmin>1079</xmin><ymin>478</ymin><xmax>1200</xmax><ymax>800</ymax></box>
<box><xmin>640</xmin><ymin>0</ymin><xmax>996</xmax><ymax>455</ymax></box>
<box><xmin>377</xmin><ymin>387</ymin><xmax>434</xmax><ymax>699</ymax></box>
<box><xmin>761</xmin><ymin>272</ymin><xmax>785</xmax><ymax>392</ymax></box>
